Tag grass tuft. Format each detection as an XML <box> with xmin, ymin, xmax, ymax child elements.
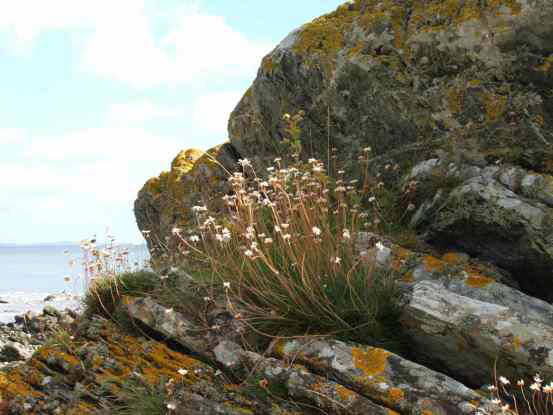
<box><xmin>82</xmin><ymin>270</ymin><xmax>160</xmax><ymax>319</ymax></box>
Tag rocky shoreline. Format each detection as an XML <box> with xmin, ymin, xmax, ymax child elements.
<box><xmin>0</xmin><ymin>304</ymin><xmax>78</xmax><ymax>370</ymax></box>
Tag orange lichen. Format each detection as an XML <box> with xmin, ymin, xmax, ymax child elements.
<box><xmin>422</xmin><ymin>255</ymin><xmax>446</xmax><ymax>273</ymax></box>
<box><xmin>335</xmin><ymin>384</ymin><xmax>357</xmax><ymax>402</ymax></box>
<box><xmin>442</xmin><ymin>252</ymin><xmax>465</xmax><ymax>265</ymax></box>
<box><xmin>534</xmin><ymin>54</ymin><xmax>553</xmax><ymax>72</ymax></box>
<box><xmin>387</xmin><ymin>387</ymin><xmax>405</xmax><ymax>404</ymax></box>
<box><xmin>351</xmin><ymin>347</ymin><xmax>389</xmax><ymax>378</ymax></box>
<box><xmin>465</xmin><ymin>274</ymin><xmax>494</xmax><ymax>288</ymax></box>
<box><xmin>0</xmin><ymin>368</ymin><xmax>43</xmax><ymax>400</ymax></box>
<box><xmin>390</xmin><ymin>246</ymin><xmax>412</xmax><ymax>272</ymax></box>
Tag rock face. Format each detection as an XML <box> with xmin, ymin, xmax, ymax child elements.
<box><xmin>136</xmin><ymin>0</ymin><xmax>553</xmax><ymax>295</ymax></box>
<box><xmin>229</xmin><ymin>0</ymin><xmax>553</xmax><ymax>172</ymax></box>
<box><xmin>135</xmin><ymin>144</ymin><xmax>239</xmax><ymax>261</ymax></box>
<box><xmin>125</xmin><ymin>1</ymin><xmax>553</xmax><ymax>413</ymax></box>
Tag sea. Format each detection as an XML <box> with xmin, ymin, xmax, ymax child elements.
<box><xmin>0</xmin><ymin>243</ymin><xmax>149</xmax><ymax>323</ymax></box>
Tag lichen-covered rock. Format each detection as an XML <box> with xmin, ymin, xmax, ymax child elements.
<box><xmin>229</xmin><ymin>0</ymin><xmax>553</xmax><ymax>171</ymax></box>
<box><xmin>365</xmin><ymin>238</ymin><xmax>553</xmax><ymax>387</ymax></box>
<box><xmin>134</xmin><ymin>144</ymin><xmax>239</xmax><ymax>263</ymax></box>
<box><xmin>2</xmin><ymin>313</ymin><xmax>313</xmax><ymax>415</ymax></box>
<box><xmin>0</xmin><ymin>308</ymin><xmax>77</xmax><ymax>370</ymax></box>
<box><xmin>273</xmin><ymin>338</ymin><xmax>490</xmax><ymax>415</ymax></box>
<box><xmin>407</xmin><ymin>159</ymin><xmax>553</xmax><ymax>301</ymax></box>
<box><xmin>126</xmin><ymin>296</ymin><xmax>494</xmax><ymax>414</ymax></box>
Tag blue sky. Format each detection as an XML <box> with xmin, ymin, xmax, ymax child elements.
<box><xmin>0</xmin><ymin>0</ymin><xmax>344</xmax><ymax>244</ymax></box>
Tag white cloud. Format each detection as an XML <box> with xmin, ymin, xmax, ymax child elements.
<box><xmin>191</xmin><ymin>91</ymin><xmax>242</xmax><ymax>136</ymax></box>
<box><xmin>0</xmin><ymin>1</ymin><xmax>270</xmax><ymax>86</ymax></box>
<box><xmin>0</xmin><ymin>128</ymin><xmax>26</xmax><ymax>145</ymax></box>
<box><xmin>24</xmin><ymin>127</ymin><xmax>183</xmax><ymax>162</ymax></box>
<box><xmin>107</xmin><ymin>100</ymin><xmax>184</xmax><ymax>124</ymax></box>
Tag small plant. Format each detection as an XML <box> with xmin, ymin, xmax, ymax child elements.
<box><xmin>172</xmin><ymin>149</ymin><xmax>403</xmax><ymax>348</ymax></box>
<box><xmin>101</xmin><ymin>376</ymin><xmax>167</xmax><ymax>415</ymax></box>
<box><xmin>82</xmin><ymin>270</ymin><xmax>160</xmax><ymax>319</ymax></box>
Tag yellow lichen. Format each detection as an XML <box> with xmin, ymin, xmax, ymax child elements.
<box><xmin>512</xmin><ymin>336</ymin><xmax>524</xmax><ymax>351</ymax></box>
<box><xmin>351</xmin><ymin>347</ymin><xmax>389</xmax><ymax>377</ymax></box>
<box><xmin>402</xmin><ymin>272</ymin><xmax>415</xmax><ymax>283</ymax></box>
<box><xmin>482</xmin><ymin>92</ymin><xmax>508</xmax><ymax>122</ymax></box>
<box><xmin>465</xmin><ymin>274</ymin><xmax>494</xmax><ymax>288</ymax></box>
<box><xmin>448</xmin><ymin>88</ymin><xmax>464</xmax><ymax>114</ymax></box>
<box><xmin>262</xmin><ymin>56</ymin><xmax>275</xmax><ymax>74</ymax></box>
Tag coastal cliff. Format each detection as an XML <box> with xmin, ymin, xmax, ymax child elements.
<box><xmin>3</xmin><ymin>0</ymin><xmax>553</xmax><ymax>413</ymax></box>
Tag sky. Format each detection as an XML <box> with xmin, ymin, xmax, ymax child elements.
<box><xmin>0</xmin><ymin>0</ymin><xmax>345</xmax><ymax>245</ymax></box>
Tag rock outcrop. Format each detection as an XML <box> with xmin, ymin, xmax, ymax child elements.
<box><xmin>136</xmin><ymin>0</ymin><xmax>553</xmax><ymax>297</ymax></box>
<box><xmin>4</xmin><ymin>0</ymin><xmax>546</xmax><ymax>413</ymax></box>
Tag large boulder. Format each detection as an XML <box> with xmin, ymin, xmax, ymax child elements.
<box><xmin>229</xmin><ymin>0</ymin><xmax>553</xmax><ymax>174</ymax></box>
<box><xmin>136</xmin><ymin>0</ymin><xmax>553</xmax><ymax>292</ymax></box>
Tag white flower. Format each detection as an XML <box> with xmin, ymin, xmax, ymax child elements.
<box><xmin>192</xmin><ymin>205</ymin><xmax>208</xmax><ymax>212</ymax></box>
<box><xmin>363</xmin><ymin>146</ymin><xmax>371</xmax><ymax>152</ymax></box>
<box><xmin>281</xmin><ymin>223</ymin><xmax>290</xmax><ymax>229</ymax></box>
<box><xmin>342</xmin><ymin>229</ymin><xmax>351</xmax><ymax>240</ymax></box>
<box><xmin>491</xmin><ymin>398</ymin><xmax>501</xmax><ymax>405</ymax></box>
<box><xmin>499</xmin><ymin>376</ymin><xmax>510</xmax><ymax>385</ymax></box>
<box><xmin>165</xmin><ymin>308</ymin><xmax>174</xmax><ymax>314</ymax></box>
<box><xmin>368</xmin><ymin>196</ymin><xmax>376</xmax><ymax>203</ymax></box>
<box><xmin>530</xmin><ymin>383</ymin><xmax>541</xmax><ymax>391</ymax></box>
<box><xmin>178</xmin><ymin>369</ymin><xmax>188</xmax><ymax>376</ymax></box>
<box><xmin>282</xmin><ymin>234</ymin><xmax>291</xmax><ymax>241</ymax></box>
<box><xmin>375</xmin><ymin>241</ymin><xmax>385</xmax><ymax>251</ymax></box>
<box><xmin>308</xmin><ymin>158</ymin><xmax>317</xmax><ymax>164</ymax></box>
<box><xmin>264</xmin><ymin>238</ymin><xmax>273</xmax><ymax>244</ymax></box>
<box><xmin>189</xmin><ymin>235</ymin><xmax>200</xmax><ymax>242</ymax></box>
<box><xmin>312</xmin><ymin>226</ymin><xmax>322</xmax><ymax>236</ymax></box>
<box><xmin>166</xmin><ymin>402</ymin><xmax>177</xmax><ymax>410</ymax></box>
<box><xmin>160</xmin><ymin>275</ymin><xmax>169</xmax><ymax>280</ymax></box>
<box><xmin>534</xmin><ymin>374</ymin><xmax>543</xmax><ymax>384</ymax></box>
<box><xmin>203</xmin><ymin>296</ymin><xmax>211</xmax><ymax>302</ymax></box>
<box><xmin>274</xmin><ymin>225</ymin><xmax>281</xmax><ymax>233</ymax></box>
<box><xmin>333</xmin><ymin>257</ymin><xmax>342</xmax><ymax>264</ymax></box>
<box><xmin>238</xmin><ymin>159</ymin><xmax>252</xmax><ymax>168</ymax></box>
<box><xmin>312</xmin><ymin>165</ymin><xmax>324</xmax><ymax>173</ymax></box>
<box><xmin>215</xmin><ymin>234</ymin><xmax>224</xmax><ymax>242</ymax></box>
<box><xmin>244</xmin><ymin>249</ymin><xmax>254</xmax><ymax>257</ymax></box>
<box><xmin>172</xmin><ymin>227</ymin><xmax>182</xmax><ymax>235</ymax></box>
<box><xmin>267</xmin><ymin>166</ymin><xmax>275</xmax><ymax>172</ymax></box>
<box><xmin>274</xmin><ymin>157</ymin><xmax>282</xmax><ymax>162</ymax></box>
<box><xmin>517</xmin><ymin>380</ymin><xmax>525</xmax><ymax>386</ymax></box>
<box><xmin>223</xmin><ymin>281</ymin><xmax>231</xmax><ymax>289</ymax></box>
